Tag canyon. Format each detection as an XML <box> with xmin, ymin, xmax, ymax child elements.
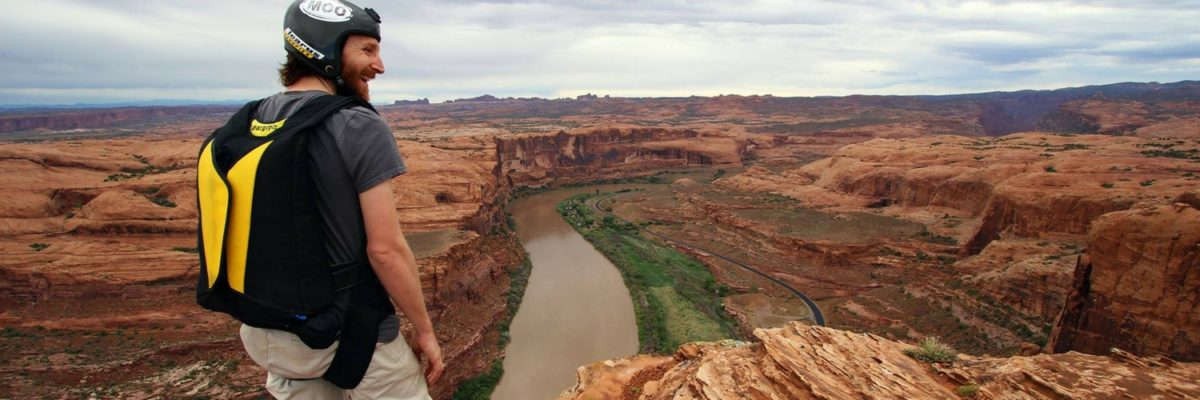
<box><xmin>0</xmin><ymin>81</ymin><xmax>1198</xmax><ymax>398</ymax></box>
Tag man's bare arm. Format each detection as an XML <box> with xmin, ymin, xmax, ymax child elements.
<box><xmin>359</xmin><ymin>180</ymin><xmax>444</xmax><ymax>384</ymax></box>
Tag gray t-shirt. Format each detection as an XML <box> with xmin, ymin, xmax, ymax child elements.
<box><xmin>256</xmin><ymin>90</ymin><xmax>404</xmax><ymax>342</ymax></box>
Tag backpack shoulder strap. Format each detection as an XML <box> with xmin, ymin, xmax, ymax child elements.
<box><xmin>272</xmin><ymin>95</ymin><xmax>368</xmax><ymax>136</ymax></box>
<box><xmin>201</xmin><ymin>99</ymin><xmax>264</xmax><ymax>152</ymax></box>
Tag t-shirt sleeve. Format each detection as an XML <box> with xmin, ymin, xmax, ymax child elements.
<box><xmin>335</xmin><ymin>110</ymin><xmax>406</xmax><ymax>193</ymax></box>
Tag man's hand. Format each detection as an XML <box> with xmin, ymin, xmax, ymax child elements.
<box><xmin>410</xmin><ymin>330</ymin><xmax>444</xmax><ymax>385</ymax></box>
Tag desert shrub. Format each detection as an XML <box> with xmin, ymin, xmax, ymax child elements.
<box><xmin>1141</xmin><ymin>149</ymin><xmax>1198</xmax><ymax>159</ymax></box>
<box><xmin>956</xmin><ymin>385</ymin><xmax>978</xmax><ymax>398</ymax></box>
<box><xmin>1043</xmin><ymin>165</ymin><xmax>1057</xmax><ymax>173</ymax></box>
<box><xmin>30</xmin><ymin>243</ymin><xmax>49</xmax><ymax>252</ymax></box>
<box><xmin>916</xmin><ymin>229</ymin><xmax>958</xmax><ymax>245</ymax></box>
<box><xmin>903</xmin><ymin>336</ymin><xmax>957</xmax><ymax>363</ymax></box>
<box><xmin>879</xmin><ymin>247</ymin><xmax>902</xmax><ymax>257</ymax></box>
<box><xmin>150</xmin><ymin>196</ymin><xmax>177</xmax><ymax>208</ymax></box>
<box><xmin>1101</xmin><ymin>182</ymin><xmax>1114</xmax><ymax>189</ymax></box>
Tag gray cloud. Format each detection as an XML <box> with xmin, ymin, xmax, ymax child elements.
<box><xmin>1</xmin><ymin>0</ymin><xmax>1198</xmax><ymax>105</ymax></box>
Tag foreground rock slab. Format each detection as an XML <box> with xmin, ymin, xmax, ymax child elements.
<box><xmin>562</xmin><ymin>322</ymin><xmax>1200</xmax><ymax>399</ymax></box>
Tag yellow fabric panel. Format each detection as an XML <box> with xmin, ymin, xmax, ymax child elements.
<box><xmin>197</xmin><ymin>141</ymin><xmax>229</xmax><ymax>289</ymax></box>
<box><xmin>225</xmin><ymin>140</ymin><xmax>274</xmax><ymax>293</ymax></box>
<box><xmin>250</xmin><ymin>119</ymin><xmax>286</xmax><ymax>137</ymax></box>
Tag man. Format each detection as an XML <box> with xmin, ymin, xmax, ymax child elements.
<box><xmin>198</xmin><ymin>0</ymin><xmax>443</xmax><ymax>398</ymax></box>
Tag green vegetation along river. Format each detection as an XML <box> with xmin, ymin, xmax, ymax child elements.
<box><xmin>558</xmin><ymin>191</ymin><xmax>739</xmax><ymax>354</ymax></box>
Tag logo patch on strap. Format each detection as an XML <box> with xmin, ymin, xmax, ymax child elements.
<box><xmin>250</xmin><ymin>119</ymin><xmax>286</xmax><ymax>137</ymax></box>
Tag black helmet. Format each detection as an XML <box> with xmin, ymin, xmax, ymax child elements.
<box><xmin>283</xmin><ymin>0</ymin><xmax>381</xmax><ymax>87</ymax></box>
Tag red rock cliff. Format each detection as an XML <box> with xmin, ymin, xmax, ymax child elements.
<box><xmin>0</xmin><ymin>106</ymin><xmax>234</xmax><ymax>133</ymax></box>
<box><xmin>1049</xmin><ymin>200</ymin><xmax>1200</xmax><ymax>361</ymax></box>
<box><xmin>496</xmin><ymin>127</ymin><xmax>744</xmax><ymax>186</ymax></box>
<box><xmin>723</xmin><ymin>134</ymin><xmax>1198</xmax><ymax>255</ymax></box>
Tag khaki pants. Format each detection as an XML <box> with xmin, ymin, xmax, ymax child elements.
<box><xmin>240</xmin><ymin>324</ymin><xmax>431</xmax><ymax>400</ymax></box>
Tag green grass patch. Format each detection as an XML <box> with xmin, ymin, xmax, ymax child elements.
<box><xmin>451</xmin><ymin>360</ymin><xmax>503</xmax><ymax>400</ymax></box>
<box><xmin>956</xmin><ymin>384</ymin><xmax>979</xmax><ymax>397</ymax></box>
<box><xmin>650</xmin><ymin>287</ymin><xmax>726</xmax><ymax>345</ymax></box>
<box><xmin>559</xmin><ymin>194</ymin><xmax>737</xmax><ymax>353</ymax></box>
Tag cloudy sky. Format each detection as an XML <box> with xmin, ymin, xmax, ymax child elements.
<box><xmin>1</xmin><ymin>0</ymin><xmax>1197</xmax><ymax>105</ymax></box>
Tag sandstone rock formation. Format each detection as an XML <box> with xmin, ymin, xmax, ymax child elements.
<box><xmin>718</xmin><ymin>133</ymin><xmax>1199</xmax><ymax>255</ymax></box>
<box><xmin>1039</xmin><ymin>98</ymin><xmax>1200</xmax><ymax>138</ymax></box>
<box><xmin>1049</xmin><ymin>201</ymin><xmax>1200</xmax><ymax>361</ymax></box>
<box><xmin>562</xmin><ymin>322</ymin><xmax>1200</xmax><ymax>399</ymax></box>
<box><xmin>702</xmin><ymin>132</ymin><xmax>1198</xmax><ymax>356</ymax></box>
<box><xmin>0</xmin><ymin>106</ymin><xmax>235</xmax><ymax>133</ymax></box>
<box><xmin>954</xmin><ymin>238</ymin><xmax>1076</xmax><ymax>321</ymax></box>
<box><xmin>496</xmin><ymin>128</ymin><xmax>744</xmax><ymax>186</ymax></box>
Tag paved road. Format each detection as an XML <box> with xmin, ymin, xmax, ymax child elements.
<box><xmin>588</xmin><ymin>192</ymin><xmax>826</xmax><ymax>327</ymax></box>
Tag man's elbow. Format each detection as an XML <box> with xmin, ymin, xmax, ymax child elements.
<box><xmin>366</xmin><ymin>244</ymin><xmax>401</xmax><ymax>266</ymax></box>
<box><xmin>365</xmin><ymin>240</ymin><xmax>413</xmax><ymax>267</ymax></box>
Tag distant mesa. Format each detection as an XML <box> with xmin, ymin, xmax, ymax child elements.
<box><xmin>445</xmin><ymin>94</ymin><xmax>578</xmax><ymax>103</ymax></box>
<box><xmin>448</xmin><ymin>94</ymin><xmax>501</xmax><ymax>103</ymax></box>
<box><xmin>392</xmin><ymin>98</ymin><xmax>430</xmax><ymax>106</ymax></box>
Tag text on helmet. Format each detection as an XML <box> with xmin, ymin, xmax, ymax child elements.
<box><xmin>299</xmin><ymin>0</ymin><xmax>353</xmax><ymax>23</ymax></box>
<box><xmin>285</xmin><ymin>28</ymin><xmax>326</xmax><ymax>60</ymax></box>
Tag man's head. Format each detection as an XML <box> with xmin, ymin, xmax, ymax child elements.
<box><xmin>338</xmin><ymin>34</ymin><xmax>384</xmax><ymax>101</ymax></box>
<box><xmin>280</xmin><ymin>0</ymin><xmax>382</xmax><ymax>99</ymax></box>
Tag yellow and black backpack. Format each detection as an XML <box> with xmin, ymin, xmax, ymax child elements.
<box><xmin>196</xmin><ymin>94</ymin><xmax>369</xmax><ymax>349</ymax></box>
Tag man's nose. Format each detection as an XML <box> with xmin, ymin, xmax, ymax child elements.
<box><xmin>373</xmin><ymin>55</ymin><xmax>385</xmax><ymax>75</ymax></box>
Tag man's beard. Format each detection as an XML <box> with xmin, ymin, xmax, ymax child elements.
<box><xmin>340</xmin><ymin>69</ymin><xmax>370</xmax><ymax>101</ymax></box>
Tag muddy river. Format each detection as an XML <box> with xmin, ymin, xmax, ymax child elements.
<box><xmin>491</xmin><ymin>186</ymin><xmax>641</xmax><ymax>400</ymax></box>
